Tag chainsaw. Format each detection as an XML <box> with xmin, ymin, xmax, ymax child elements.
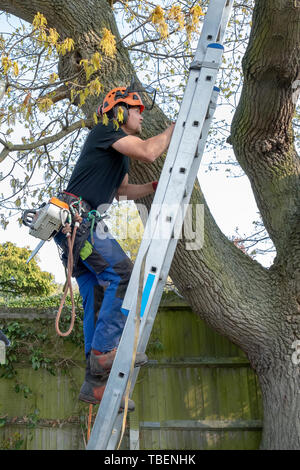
<box><xmin>22</xmin><ymin>196</ymin><xmax>70</xmax><ymax>263</ymax></box>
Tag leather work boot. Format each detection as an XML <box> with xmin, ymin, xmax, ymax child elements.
<box><xmin>90</xmin><ymin>348</ymin><xmax>148</xmax><ymax>377</ymax></box>
<box><xmin>78</xmin><ymin>358</ymin><xmax>135</xmax><ymax>411</ymax></box>
<box><xmin>78</xmin><ymin>379</ymin><xmax>135</xmax><ymax>411</ymax></box>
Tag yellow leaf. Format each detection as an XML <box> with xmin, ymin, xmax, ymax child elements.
<box><xmin>89</xmin><ymin>78</ymin><xmax>102</xmax><ymax>96</ymax></box>
<box><xmin>159</xmin><ymin>22</ymin><xmax>169</xmax><ymax>39</ymax></box>
<box><xmin>91</xmin><ymin>52</ymin><xmax>102</xmax><ymax>71</ymax></box>
<box><xmin>32</xmin><ymin>12</ymin><xmax>47</xmax><ymax>30</ymax></box>
<box><xmin>80</xmin><ymin>59</ymin><xmax>94</xmax><ymax>80</ymax></box>
<box><xmin>49</xmin><ymin>73</ymin><xmax>59</xmax><ymax>83</ymax></box>
<box><xmin>1</xmin><ymin>56</ymin><xmax>12</xmax><ymax>74</ymax></box>
<box><xmin>79</xmin><ymin>91</ymin><xmax>86</xmax><ymax>106</ymax></box>
<box><xmin>168</xmin><ymin>5</ymin><xmax>184</xmax><ymax>30</ymax></box>
<box><xmin>93</xmin><ymin>112</ymin><xmax>98</xmax><ymax>125</ymax></box>
<box><xmin>190</xmin><ymin>4</ymin><xmax>204</xmax><ymax>26</ymax></box>
<box><xmin>70</xmin><ymin>88</ymin><xmax>76</xmax><ymax>102</ymax></box>
<box><xmin>117</xmin><ymin>106</ymin><xmax>124</xmax><ymax>123</ymax></box>
<box><xmin>102</xmin><ymin>113</ymin><xmax>109</xmax><ymax>126</ymax></box>
<box><xmin>56</xmin><ymin>38</ymin><xmax>74</xmax><ymax>56</ymax></box>
<box><xmin>151</xmin><ymin>6</ymin><xmax>168</xmax><ymax>38</ymax></box>
<box><xmin>48</xmin><ymin>28</ymin><xmax>59</xmax><ymax>45</ymax></box>
<box><xmin>151</xmin><ymin>6</ymin><xmax>164</xmax><ymax>24</ymax></box>
<box><xmin>13</xmin><ymin>62</ymin><xmax>19</xmax><ymax>77</ymax></box>
<box><xmin>100</xmin><ymin>28</ymin><xmax>116</xmax><ymax>58</ymax></box>
<box><xmin>37</xmin><ymin>97</ymin><xmax>53</xmax><ymax>112</ymax></box>
<box><xmin>37</xmin><ymin>29</ymin><xmax>48</xmax><ymax>42</ymax></box>
<box><xmin>63</xmin><ymin>38</ymin><xmax>75</xmax><ymax>53</ymax></box>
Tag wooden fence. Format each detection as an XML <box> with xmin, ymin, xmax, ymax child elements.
<box><xmin>0</xmin><ymin>297</ymin><xmax>262</xmax><ymax>450</ymax></box>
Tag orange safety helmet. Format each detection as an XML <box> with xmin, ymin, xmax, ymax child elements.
<box><xmin>97</xmin><ymin>86</ymin><xmax>145</xmax><ymax>116</ymax></box>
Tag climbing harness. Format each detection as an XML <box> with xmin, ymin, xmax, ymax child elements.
<box><xmin>87</xmin><ymin>210</ymin><xmax>103</xmax><ymax>244</ymax></box>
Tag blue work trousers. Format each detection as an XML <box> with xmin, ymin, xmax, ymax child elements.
<box><xmin>56</xmin><ymin>223</ymin><xmax>133</xmax><ymax>357</ymax></box>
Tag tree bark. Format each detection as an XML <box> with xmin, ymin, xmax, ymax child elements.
<box><xmin>1</xmin><ymin>0</ymin><xmax>300</xmax><ymax>449</ymax></box>
<box><xmin>231</xmin><ymin>0</ymin><xmax>300</xmax><ymax>259</ymax></box>
<box><xmin>259</xmin><ymin>363</ymin><xmax>300</xmax><ymax>449</ymax></box>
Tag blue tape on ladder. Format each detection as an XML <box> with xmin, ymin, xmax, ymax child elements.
<box><xmin>121</xmin><ymin>273</ymin><xmax>156</xmax><ymax>318</ymax></box>
<box><xmin>140</xmin><ymin>273</ymin><xmax>155</xmax><ymax>317</ymax></box>
<box><xmin>121</xmin><ymin>307</ymin><xmax>129</xmax><ymax>316</ymax></box>
<box><xmin>207</xmin><ymin>43</ymin><xmax>224</xmax><ymax>50</ymax></box>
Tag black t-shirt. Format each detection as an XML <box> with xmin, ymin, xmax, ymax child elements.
<box><xmin>66</xmin><ymin>121</ymin><xmax>129</xmax><ymax>211</ymax></box>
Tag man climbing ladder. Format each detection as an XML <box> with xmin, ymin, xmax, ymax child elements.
<box><xmin>54</xmin><ymin>83</ymin><xmax>175</xmax><ymax>409</ymax></box>
<box><xmin>86</xmin><ymin>0</ymin><xmax>234</xmax><ymax>451</ymax></box>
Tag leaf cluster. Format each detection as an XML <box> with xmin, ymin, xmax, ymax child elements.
<box><xmin>0</xmin><ymin>241</ymin><xmax>56</xmax><ymax>296</ymax></box>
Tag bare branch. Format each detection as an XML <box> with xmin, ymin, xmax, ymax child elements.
<box><xmin>0</xmin><ymin>118</ymin><xmax>93</xmax><ymax>163</ymax></box>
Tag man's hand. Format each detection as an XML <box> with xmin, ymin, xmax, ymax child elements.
<box><xmin>117</xmin><ymin>175</ymin><xmax>159</xmax><ymax>200</ymax></box>
<box><xmin>152</xmin><ymin>181</ymin><xmax>158</xmax><ymax>191</ymax></box>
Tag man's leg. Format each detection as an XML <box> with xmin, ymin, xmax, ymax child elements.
<box><xmin>54</xmin><ymin>228</ymin><xmax>134</xmax><ymax>408</ymax></box>
<box><xmin>76</xmin><ymin>230</ymin><xmax>146</xmax><ymax>408</ymax></box>
<box><xmin>76</xmin><ymin>270</ymin><xmax>105</xmax><ymax>358</ymax></box>
<box><xmin>80</xmin><ymin>229</ymin><xmax>147</xmax><ymax>374</ymax></box>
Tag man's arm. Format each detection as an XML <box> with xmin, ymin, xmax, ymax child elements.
<box><xmin>116</xmin><ymin>174</ymin><xmax>156</xmax><ymax>201</ymax></box>
<box><xmin>112</xmin><ymin>123</ymin><xmax>175</xmax><ymax>163</ymax></box>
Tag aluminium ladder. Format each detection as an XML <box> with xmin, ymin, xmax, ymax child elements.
<box><xmin>87</xmin><ymin>0</ymin><xmax>234</xmax><ymax>451</ymax></box>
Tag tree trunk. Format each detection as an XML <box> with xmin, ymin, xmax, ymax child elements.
<box><xmin>259</xmin><ymin>365</ymin><xmax>300</xmax><ymax>449</ymax></box>
<box><xmin>0</xmin><ymin>0</ymin><xmax>300</xmax><ymax>449</ymax></box>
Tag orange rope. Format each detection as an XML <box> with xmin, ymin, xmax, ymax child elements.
<box><xmin>87</xmin><ymin>404</ymin><xmax>93</xmax><ymax>442</ymax></box>
<box><xmin>55</xmin><ymin>215</ymin><xmax>81</xmax><ymax>337</ymax></box>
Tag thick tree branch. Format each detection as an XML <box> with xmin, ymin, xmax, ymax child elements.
<box><xmin>0</xmin><ymin>118</ymin><xmax>93</xmax><ymax>162</ymax></box>
<box><xmin>231</xmin><ymin>0</ymin><xmax>300</xmax><ymax>256</ymax></box>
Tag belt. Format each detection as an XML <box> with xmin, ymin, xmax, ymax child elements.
<box><xmin>58</xmin><ymin>191</ymin><xmax>92</xmax><ymax>217</ymax></box>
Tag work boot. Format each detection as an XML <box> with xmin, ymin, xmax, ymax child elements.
<box><xmin>78</xmin><ymin>356</ymin><xmax>135</xmax><ymax>412</ymax></box>
<box><xmin>78</xmin><ymin>379</ymin><xmax>135</xmax><ymax>411</ymax></box>
<box><xmin>90</xmin><ymin>348</ymin><xmax>148</xmax><ymax>377</ymax></box>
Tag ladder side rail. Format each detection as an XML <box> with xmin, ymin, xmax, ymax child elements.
<box><xmin>136</xmin><ymin>89</ymin><xmax>220</xmax><ymax>357</ymax></box>
<box><xmin>106</xmin><ymin>414</ymin><xmax>126</xmax><ymax>450</ymax></box>
<box><xmin>104</xmin><ymin>89</ymin><xmax>220</xmax><ymax>449</ymax></box>
<box><xmin>131</xmin><ymin>47</ymin><xmax>224</xmax><ymax>275</ymax></box>
<box><xmin>121</xmin><ymin>46</ymin><xmax>223</xmax><ymax>315</ymax></box>
<box><xmin>193</xmin><ymin>0</ymin><xmax>233</xmax><ymax>63</ymax></box>
<box><xmin>86</xmin><ymin>295</ymin><xmax>140</xmax><ymax>449</ymax></box>
<box><xmin>216</xmin><ymin>0</ymin><xmax>234</xmax><ymax>46</ymax></box>
<box><xmin>117</xmin><ymin>5</ymin><xmax>233</xmax><ymax>314</ymax></box>
<box><xmin>138</xmin><ymin>0</ymin><xmax>233</xmax><ymax>211</ymax></box>
<box><xmin>87</xmin><ymin>47</ymin><xmax>225</xmax><ymax>450</ymax></box>
<box><xmin>143</xmin><ymin>1</ymin><xmax>233</xmax><ymax>212</ymax></box>
<box><xmin>120</xmin><ymin>0</ymin><xmax>232</xmax><ymax>307</ymax></box>
<box><xmin>87</xmin><ymin>14</ymin><xmax>227</xmax><ymax>450</ymax></box>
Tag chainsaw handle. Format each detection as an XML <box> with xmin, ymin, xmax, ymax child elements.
<box><xmin>22</xmin><ymin>209</ymin><xmax>37</xmax><ymax>227</ymax></box>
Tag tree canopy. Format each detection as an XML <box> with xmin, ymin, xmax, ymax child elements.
<box><xmin>0</xmin><ymin>241</ymin><xmax>56</xmax><ymax>296</ymax></box>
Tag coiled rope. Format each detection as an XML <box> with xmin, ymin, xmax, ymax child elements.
<box><xmin>55</xmin><ymin>212</ymin><xmax>82</xmax><ymax>337</ymax></box>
